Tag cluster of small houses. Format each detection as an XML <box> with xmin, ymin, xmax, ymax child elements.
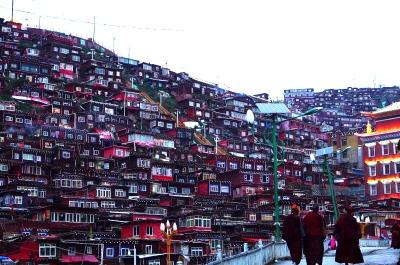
<box><xmin>0</xmin><ymin>18</ymin><xmax>399</xmax><ymax>265</ymax></box>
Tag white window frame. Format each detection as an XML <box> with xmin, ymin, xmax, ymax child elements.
<box><xmin>369</xmin><ymin>165</ymin><xmax>376</xmax><ymax>176</ymax></box>
<box><xmin>39</xmin><ymin>243</ymin><xmax>56</xmax><ymax>258</ymax></box>
<box><xmin>133</xmin><ymin>225</ymin><xmax>139</xmax><ymax>237</ymax></box>
<box><xmin>146</xmin><ymin>226</ymin><xmax>153</xmax><ymax>236</ymax></box>
<box><xmin>396</xmin><ymin>182</ymin><xmax>400</xmax><ymax>193</ymax></box>
<box><xmin>382</xmin><ymin>144</ymin><xmax>390</xmax><ymax>156</ymax></box>
<box><xmin>368</xmin><ymin>146</ymin><xmax>375</xmax><ymax>158</ymax></box>
<box><xmin>369</xmin><ymin>184</ymin><xmax>377</xmax><ymax>196</ymax></box>
<box><xmin>209</xmin><ymin>185</ymin><xmax>219</xmax><ymax>192</ymax></box>
<box><xmin>145</xmin><ymin>245</ymin><xmax>153</xmax><ymax>254</ymax></box>
<box><xmin>384</xmin><ymin>182</ymin><xmax>392</xmax><ymax>194</ymax></box>
<box><xmin>105</xmin><ymin>248</ymin><xmax>114</xmax><ymax>257</ymax></box>
<box><xmin>383</xmin><ymin>163</ymin><xmax>391</xmax><ymax>175</ymax></box>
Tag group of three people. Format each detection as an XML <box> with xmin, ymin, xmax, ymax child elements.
<box><xmin>282</xmin><ymin>204</ymin><xmax>363</xmax><ymax>265</ymax></box>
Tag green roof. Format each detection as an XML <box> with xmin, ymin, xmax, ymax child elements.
<box><xmin>256</xmin><ymin>103</ymin><xmax>290</xmax><ymax>114</ymax></box>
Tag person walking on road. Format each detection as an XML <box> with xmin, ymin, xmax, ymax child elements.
<box><xmin>391</xmin><ymin>219</ymin><xmax>400</xmax><ymax>249</ymax></box>
<box><xmin>303</xmin><ymin>204</ymin><xmax>325</xmax><ymax>265</ymax></box>
<box><xmin>282</xmin><ymin>204</ymin><xmax>304</xmax><ymax>265</ymax></box>
<box><xmin>334</xmin><ymin>205</ymin><xmax>364</xmax><ymax>265</ymax></box>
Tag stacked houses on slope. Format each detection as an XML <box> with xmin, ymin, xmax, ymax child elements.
<box><xmin>0</xmin><ymin>18</ymin><xmax>398</xmax><ymax>265</ymax></box>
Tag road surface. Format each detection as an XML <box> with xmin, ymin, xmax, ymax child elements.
<box><xmin>276</xmin><ymin>247</ymin><xmax>400</xmax><ymax>265</ymax></box>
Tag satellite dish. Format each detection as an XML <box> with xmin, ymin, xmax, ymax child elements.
<box><xmin>246</xmin><ymin>109</ymin><xmax>255</xmax><ymax>124</ymax></box>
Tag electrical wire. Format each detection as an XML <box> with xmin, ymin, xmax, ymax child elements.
<box><xmin>0</xmin><ymin>4</ymin><xmax>184</xmax><ymax>32</ymax></box>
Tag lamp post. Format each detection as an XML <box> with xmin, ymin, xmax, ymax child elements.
<box><xmin>160</xmin><ymin>220</ymin><xmax>177</xmax><ymax>265</ymax></box>
<box><xmin>322</xmin><ymin>146</ymin><xmax>351</xmax><ymax>222</ymax></box>
<box><xmin>266</xmin><ymin>106</ymin><xmax>323</xmax><ymax>242</ymax></box>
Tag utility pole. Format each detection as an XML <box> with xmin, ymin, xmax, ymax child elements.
<box><xmin>112</xmin><ymin>37</ymin><xmax>115</xmax><ymax>53</ymax></box>
<box><xmin>92</xmin><ymin>16</ymin><xmax>96</xmax><ymax>43</ymax></box>
<box><xmin>123</xmin><ymin>90</ymin><xmax>126</xmax><ymax>116</ymax></box>
<box><xmin>323</xmin><ymin>155</ymin><xmax>339</xmax><ymax>222</ymax></box>
<box><xmin>11</xmin><ymin>0</ymin><xmax>14</xmax><ymax>22</ymax></box>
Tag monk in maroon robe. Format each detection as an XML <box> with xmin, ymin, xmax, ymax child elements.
<box><xmin>282</xmin><ymin>205</ymin><xmax>303</xmax><ymax>265</ymax></box>
<box><xmin>334</xmin><ymin>205</ymin><xmax>364</xmax><ymax>265</ymax></box>
<box><xmin>391</xmin><ymin>220</ymin><xmax>400</xmax><ymax>249</ymax></box>
<box><xmin>303</xmin><ymin>205</ymin><xmax>325</xmax><ymax>265</ymax></box>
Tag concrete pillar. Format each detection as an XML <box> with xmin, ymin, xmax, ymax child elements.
<box><xmin>216</xmin><ymin>244</ymin><xmax>222</xmax><ymax>261</ymax></box>
<box><xmin>257</xmin><ymin>239</ymin><xmax>263</xmax><ymax>248</ymax></box>
<box><xmin>243</xmin><ymin>243</ymin><xmax>248</xmax><ymax>252</ymax></box>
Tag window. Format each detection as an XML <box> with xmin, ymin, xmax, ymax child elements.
<box><xmin>244</xmin><ymin>174</ymin><xmax>253</xmax><ymax>182</ymax></box>
<box><xmin>148</xmin><ymin>260</ymin><xmax>160</xmax><ymax>265</ymax></box>
<box><xmin>229</xmin><ymin>162</ymin><xmax>238</xmax><ymax>170</ymax></box>
<box><xmin>395</xmin><ymin>162</ymin><xmax>400</xmax><ymax>174</ymax></box>
<box><xmin>370</xmin><ymin>184</ymin><xmax>377</xmax><ymax>196</ymax></box>
<box><xmin>191</xmin><ymin>247</ymin><xmax>203</xmax><ymax>257</ymax></box>
<box><xmin>221</xmin><ymin>185</ymin><xmax>229</xmax><ymax>193</ymax></box>
<box><xmin>210</xmin><ymin>185</ymin><xmax>219</xmax><ymax>192</ymax></box>
<box><xmin>120</xmin><ymin>248</ymin><xmax>130</xmax><ymax>256</ymax></box>
<box><xmin>62</xmin><ymin>151</ymin><xmax>70</xmax><ymax>159</ymax></box>
<box><xmin>96</xmin><ymin>188</ymin><xmax>111</xmax><ymax>198</ymax></box>
<box><xmin>146</xmin><ymin>226</ymin><xmax>153</xmax><ymax>236</ymax></box>
<box><xmin>382</xmin><ymin>144</ymin><xmax>390</xmax><ymax>156</ymax></box>
<box><xmin>249</xmin><ymin>214</ymin><xmax>257</xmax><ymax>221</ymax></box>
<box><xmin>14</xmin><ymin>153</ymin><xmax>20</xmax><ymax>160</ymax></box>
<box><xmin>0</xmin><ymin>164</ymin><xmax>8</xmax><ymax>171</ymax></box>
<box><xmin>68</xmin><ymin>247</ymin><xmax>76</xmax><ymax>256</ymax></box>
<box><xmin>115</xmin><ymin>189</ymin><xmax>126</xmax><ymax>197</ymax></box>
<box><xmin>396</xmin><ymin>182</ymin><xmax>400</xmax><ymax>193</ymax></box>
<box><xmin>86</xmin><ymin>246</ymin><xmax>92</xmax><ymax>254</ymax></box>
<box><xmin>384</xmin><ymin>183</ymin><xmax>392</xmax><ymax>194</ymax></box>
<box><xmin>130</xmin><ymin>185</ymin><xmax>138</xmax><ymax>193</ymax></box>
<box><xmin>14</xmin><ymin>196</ymin><xmax>23</xmax><ymax>204</ymax></box>
<box><xmin>106</xmin><ymin>248</ymin><xmax>114</xmax><ymax>257</ymax></box>
<box><xmin>383</xmin><ymin>163</ymin><xmax>391</xmax><ymax>175</ymax></box>
<box><xmin>145</xmin><ymin>245</ymin><xmax>152</xmax><ymax>254</ymax></box>
<box><xmin>141</xmin><ymin>185</ymin><xmax>147</xmax><ymax>192</ymax></box>
<box><xmin>216</xmin><ymin>161</ymin><xmax>225</xmax><ymax>169</ymax></box>
<box><xmin>368</xmin><ymin>146</ymin><xmax>375</xmax><ymax>158</ymax></box>
<box><xmin>133</xmin><ymin>226</ymin><xmax>139</xmax><ymax>237</ymax></box>
<box><xmin>39</xmin><ymin>243</ymin><xmax>56</xmax><ymax>257</ymax></box>
<box><xmin>369</xmin><ymin>165</ymin><xmax>376</xmax><ymax>176</ymax></box>
<box><xmin>261</xmin><ymin>174</ymin><xmax>269</xmax><ymax>183</ymax></box>
<box><xmin>244</xmin><ymin>163</ymin><xmax>252</xmax><ymax>169</ymax></box>
<box><xmin>22</xmin><ymin>153</ymin><xmax>34</xmax><ymax>161</ymax></box>
<box><xmin>182</xmin><ymin>188</ymin><xmax>191</xmax><ymax>194</ymax></box>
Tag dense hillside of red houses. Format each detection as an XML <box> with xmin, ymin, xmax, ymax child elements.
<box><xmin>0</xmin><ymin>18</ymin><xmax>399</xmax><ymax>265</ymax></box>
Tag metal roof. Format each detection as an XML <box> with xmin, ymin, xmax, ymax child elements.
<box><xmin>256</xmin><ymin>102</ymin><xmax>290</xmax><ymax>114</ymax></box>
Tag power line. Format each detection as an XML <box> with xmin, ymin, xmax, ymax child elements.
<box><xmin>0</xmin><ymin>4</ymin><xmax>184</xmax><ymax>32</ymax></box>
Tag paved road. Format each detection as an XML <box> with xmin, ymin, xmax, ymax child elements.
<box><xmin>276</xmin><ymin>247</ymin><xmax>400</xmax><ymax>265</ymax></box>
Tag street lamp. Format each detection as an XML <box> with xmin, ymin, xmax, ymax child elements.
<box><xmin>256</xmin><ymin>103</ymin><xmax>322</xmax><ymax>242</ymax></box>
<box><xmin>160</xmin><ymin>220</ymin><xmax>178</xmax><ymax>265</ymax></box>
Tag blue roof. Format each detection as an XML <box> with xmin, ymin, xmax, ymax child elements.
<box><xmin>256</xmin><ymin>103</ymin><xmax>290</xmax><ymax>114</ymax></box>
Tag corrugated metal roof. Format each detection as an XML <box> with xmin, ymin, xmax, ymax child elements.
<box><xmin>256</xmin><ymin>103</ymin><xmax>290</xmax><ymax>114</ymax></box>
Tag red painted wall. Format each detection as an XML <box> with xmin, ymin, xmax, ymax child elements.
<box><xmin>121</xmin><ymin>222</ymin><xmax>164</xmax><ymax>240</ymax></box>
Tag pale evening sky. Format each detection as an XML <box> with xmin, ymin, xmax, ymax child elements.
<box><xmin>1</xmin><ymin>0</ymin><xmax>400</xmax><ymax>99</ymax></box>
